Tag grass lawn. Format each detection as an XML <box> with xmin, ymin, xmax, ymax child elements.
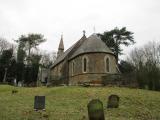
<box><xmin>0</xmin><ymin>85</ymin><xmax>160</xmax><ymax>120</ymax></box>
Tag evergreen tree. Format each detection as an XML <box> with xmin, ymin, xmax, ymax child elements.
<box><xmin>99</xmin><ymin>27</ymin><xmax>135</xmax><ymax>63</ymax></box>
<box><xmin>16</xmin><ymin>33</ymin><xmax>46</xmax><ymax>85</ymax></box>
<box><xmin>0</xmin><ymin>49</ymin><xmax>14</xmax><ymax>82</ymax></box>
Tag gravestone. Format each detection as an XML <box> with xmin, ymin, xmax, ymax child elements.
<box><xmin>18</xmin><ymin>81</ymin><xmax>22</xmax><ymax>87</ymax></box>
<box><xmin>87</xmin><ymin>99</ymin><xmax>105</xmax><ymax>120</ymax></box>
<box><xmin>107</xmin><ymin>94</ymin><xmax>119</xmax><ymax>108</ymax></box>
<box><xmin>14</xmin><ymin>78</ymin><xmax>17</xmax><ymax>86</ymax></box>
<box><xmin>34</xmin><ymin>96</ymin><xmax>45</xmax><ymax>111</ymax></box>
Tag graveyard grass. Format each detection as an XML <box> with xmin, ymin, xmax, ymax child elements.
<box><xmin>0</xmin><ymin>85</ymin><xmax>160</xmax><ymax>120</ymax></box>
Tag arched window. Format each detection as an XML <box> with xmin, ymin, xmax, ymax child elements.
<box><xmin>105</xmin><ymin>56</ymin><xmax>110</xmax><ymax>72</ymax></box>
<box><xmin>84</xmin><ymin>58</ymin><xmax>87</xmax><ymax>72</ymax></box>
<box><xmin>72</xmin><ymin>61</ymin><xmax>75</xmax><ymax>76</ymax></box>
<box><xmin>82</xmin><ymin>56</ymin><xmax>88</xmax><ymax>73</ymax></box>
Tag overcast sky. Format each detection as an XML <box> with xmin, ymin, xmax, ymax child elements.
<box><xmin>0</xmin><ymin>0</ymin><xmax>160</xmax><ymax>58</ymax></box>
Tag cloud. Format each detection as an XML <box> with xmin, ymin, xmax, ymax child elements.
<box><xmin>0</xmin><ymin>0</ymin><xmax>160</xmax><ymax>55</ymax></box>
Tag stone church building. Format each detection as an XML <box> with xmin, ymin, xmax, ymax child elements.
<box><xmin>50</xmin><ymin>32</ymin><xmax>119</xmax><ymax>85</ymax></box>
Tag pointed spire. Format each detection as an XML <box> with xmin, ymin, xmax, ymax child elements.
<box><xmin>57</xmin><ymin>34</ymin><xmax>64</xmax><ymax>57</ymax></box>
<box><xmin>58</xmin><ymin>34</ymin><xmax>64</xmax><ymax>50</ymax></box>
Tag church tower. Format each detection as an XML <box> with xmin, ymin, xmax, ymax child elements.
<box><xmin>57</xmin><ymin>35</ymin><xmax>64</xmax><ymax>57</ymax></box>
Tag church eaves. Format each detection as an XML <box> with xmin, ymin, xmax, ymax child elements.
<box><xmin>50</xmin><ymin>33</ymin><xmax>114</xmax><ymax>69</ymax></box>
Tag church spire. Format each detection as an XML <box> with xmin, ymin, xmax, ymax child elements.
<box><xmin>59</xmin><ymin>34</ymin><xmax>64</xmax><ymax>50</ymax></box>
<box><xmin>57</xmin><ymin>34</ymin><xmax>64</xmax><ymax>57</ymax></box>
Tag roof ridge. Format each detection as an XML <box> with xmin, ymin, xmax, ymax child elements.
<box><xmin>50</xmin><ymin>35</ymin><xmax>87</xmax><ymax>68</ymax></box>
<box><xmin>69</xmin><ymin>34</ymin><xmax>114</xmax><ymax>59</ymax></box>
<box><xmin>67</xmin><ymin>35</ymin><xmax>87</xmax><ymax>58</ymax></box>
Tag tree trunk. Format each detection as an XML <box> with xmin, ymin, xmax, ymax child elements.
<box><xmin>115</xmin><ymin>39</ymin><xmax>119</xmax><ymax>64</ymax></box>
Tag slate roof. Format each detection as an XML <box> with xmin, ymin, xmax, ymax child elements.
<box><xmin>70</xmin><ymin>34</ymin><xmax>113</xmax><ymax>59</ymax></box>
<box><xmin>50</xmin><ymin>43</ymin><xmax>75</xmax><ymax>68</ymax></box>
<box><xmin>50</xmin><ymin>35</ymin><xmax>86</xmax><ymax>68</ymax></box>
<box><xmin>50</xmin><ymin>34</ymin><xmax>114</xmax><ymax>69</ymax></box>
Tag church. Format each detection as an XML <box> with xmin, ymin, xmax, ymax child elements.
<box><xmin>50</xmin><ymin>31</ymin><xmax>119</xmax><ymax>85</ymax></box>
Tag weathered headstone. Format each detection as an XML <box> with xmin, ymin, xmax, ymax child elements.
<box><xmin>14</xmin><ymin>78</ymin><xmax>17</xmax><ymax>86</ymax></box>
<box><xmin>18</xmin><ymin>81</ymin><xmax>22</xmax><ymax>87</ymax></box>
<box><xmin>107</xmin><ymin>94</ymin><xmax>119</xmax><ymax>108</ymax></box>
<box><xmin>34</xmin><ymin>96</ymin><xmax>45</xmax><ymax>111</ymax></box>
<box><xmin>87</xmin><ymin>99</ymin><xmax>105</xmax><ymax>120</ymax></box>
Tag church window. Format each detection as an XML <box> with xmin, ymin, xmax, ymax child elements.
<box><xmin>84</xmin><ymin>58</ymin><xmax>87</xmax><ymax>72</ymax></box>
<box><xmin>105</xmin><ymin>56</ymin><xmax>110</xmax><ymax>72</ymax></box>
<box><xmin>82</xmin><ymin>56</ymin><xmax>88</xmax><ymax>73</ymax></box>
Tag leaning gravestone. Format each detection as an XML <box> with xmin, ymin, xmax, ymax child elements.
<box><xmin>107</xmin><ymin>94</ymin><xmax>119</xmax><ymax>108</ymax></box>
<box><xmin>87</xmin><ymin>99</ymin><xmax>105</xmax><ymax>120</ymax></box>
<box><xmin>34</xmin><ymin>96</ymin><xmax>45</xmax><ymax>111</ymax></box>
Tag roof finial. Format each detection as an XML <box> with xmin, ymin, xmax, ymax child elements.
<box><xmin>83</xmin><ymin>30</ymin><xmax>86</xmax><ymax>36</ymax></box>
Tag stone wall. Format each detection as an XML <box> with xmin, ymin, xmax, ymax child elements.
<box><xmin>68</xmin><ymin>53</ymin><xmax>117</xmax><ymax>85</ymax></box>
<box><xmin>50</xmin><ymin>61</ymin><xmax>64</xmax><ymax>80</ymax></box>
<box><xmin>69</xmin><ymin>73</ymin><xmax>108</xmax><ymax>85</ymax></box>
<box><xmin>50</xmin><ymin>52</ymin><xmax>118</xmax><ymax>85</ymax></box>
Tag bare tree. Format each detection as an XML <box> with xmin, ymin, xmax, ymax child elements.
<box><xmin>0</xmin><ymin>37</ymin><xmax>12</xmax><ymax>55</ymax></box>
<box><xmin>128</xmin><ymin>41</ymin><xmax>160</xmax><ymax>90</ymax></box>
<box><xmin>39</xmin><ymin>50</ymin><xmax>56</xmax><ymax>68</ymax></box>
<box><xmin>143</xmin><ymin>41</ymin><xmax>160</xmax><ymax>65</ymax></box>
<box><xmin>129</xmin><ymin>48</ymin><xmax>145</xmax><ymax>69</ymax></box>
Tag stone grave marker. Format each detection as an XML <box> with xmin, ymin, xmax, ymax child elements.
<box><xmin>87</xmin><ymin>99</ymin><xmax>105</xmax><ymax>120</ymax></box>
<box><xmin>34</xmin><ymin>96</ymin><xmax>45</xmax><ymax>111</ymax></box>
<box><xmin>14</xmin><ymin>78</ymin><xmax>17</xmax><ymax>86</ymax></box>
<box><xmin>107</xmin><ymin>94</ymin><xmax>119</xmax><ymax>108</ymax></box>
<box><xmin>18</xmin><ymin>81</ymin><xmax>22</xmax><ymax>87</ymax></box>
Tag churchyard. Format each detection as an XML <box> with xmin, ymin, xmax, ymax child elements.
<box><xmin>0</xmin><ymin>85</ymin><xmax>160</xmax><ymax>120</ymax></box>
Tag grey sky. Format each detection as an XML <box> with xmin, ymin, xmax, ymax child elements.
<box><xmin>0</xmin><ymin>0</ymin><xmax>160</xmax><ymax>58</ymax></box>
